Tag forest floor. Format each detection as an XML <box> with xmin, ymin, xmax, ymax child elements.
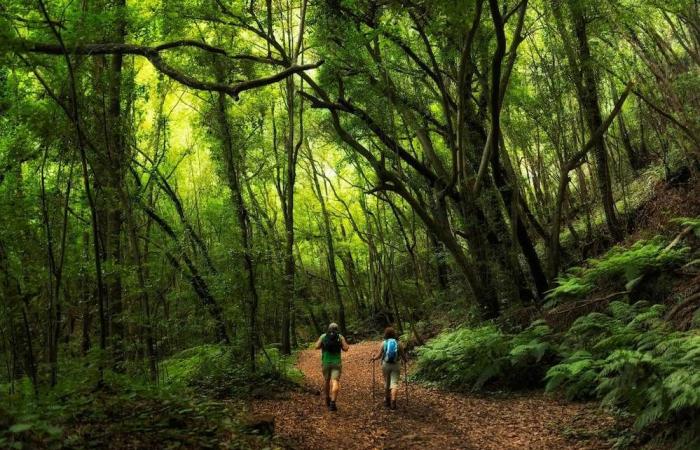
<box><xmin>252</xmin><ymin>341</ymin><xmax>623</xmax><ymax>450</ymax></box>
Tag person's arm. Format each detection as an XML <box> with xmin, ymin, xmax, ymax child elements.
<box><xmin>314</xmin><ymin>335</ymin><xmax>323</xmax><ymax>350</ymax></box>
<box><xmin>341</xmin><ymin>336</ymin><xmax>350</xmax><ymax>352</ymax></box>
<box><xmin>370</xmin><ymin>342</ymin><xmax>384</xmax><ymax>361</ymax></box>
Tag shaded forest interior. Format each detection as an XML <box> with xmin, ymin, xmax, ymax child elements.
<box><xmin>1</xmin><ymin>0</ymin><xmax>699</xmax><ymax>448</ymax></box>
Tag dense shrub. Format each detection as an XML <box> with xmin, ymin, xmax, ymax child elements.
<box><xmin>506</xmin><ymin>321</ymin><xmax>559</xmax><ymax>388</ymax></box>
<box><xmin>414</xmin><ymin>322</ymin><xmax>557</xmax><ymax>391</ymax></box>
<box><xmin>162</xmin><ymin>344</ymin><xmax>301</xmax><ymax>399</ymax></box>
<box><xmin>415</xmin><ymin>299</ymin><xmax>699</xmax><ymax>448</ymax></box>
<box><xmin>545</xmin><ymin>238</ymin><xmax>689</xmax><ymax>306</ymax></box>
<box><xmin>0</xmin><ymin>345</ymin><xmax>300</xmax><ymax>448</ymax></box>
<box><xmin>414</xmin><ymin>325</ymin><xmax>509</xmax><ymax>390</ymax></box>
<box><xmin>0</xmin><ymin>367</ymin><xmax>263</xmax><ymax>449</ymax></box>
<box><xmin>545</xmin><ymin>301</ymin><xmax>700</xmax><ymax>448</ymax></box>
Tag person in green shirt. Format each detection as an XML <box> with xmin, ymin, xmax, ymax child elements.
<box><xmin>314</xmin><ymin>323</ymin><xmax>349</xmax><ymax>411</ymax></box>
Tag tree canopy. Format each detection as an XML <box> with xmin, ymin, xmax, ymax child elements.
<box><xmin>0</xmin><ymin>0</ymin><xmax>699</xmax><ymax>447</ymax></box>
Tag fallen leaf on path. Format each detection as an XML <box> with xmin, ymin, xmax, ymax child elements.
<box><xmin>252</xmin><ymin>341</ymin><xmax>619</xmax><ymax>450</ymax></box>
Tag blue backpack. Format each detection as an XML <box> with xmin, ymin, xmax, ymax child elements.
<box><xmin>384</xmin><ymin>338</ymin><xmax>398</xmax><ymax>363</ymax></box>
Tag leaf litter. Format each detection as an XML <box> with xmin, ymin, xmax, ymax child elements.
<box><xmin>252</xmin><ymin>341</ymin><xmax>622</xmax><ymax>449</ymax></box>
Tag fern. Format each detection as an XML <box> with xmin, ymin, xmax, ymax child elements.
<box><xmin>414</xmin><ymin>325</ymin><xmax>510</xmax><ymax>390</ymax></box>
<box><xmin>418</xmin><ymin>298</ymin><xmax>700</xmax><ymax>448</ymax></box>
<box><xmin>414</xmin><ymin>322</ymin><xmax>558</xmax><ymax>391</ymax></box>
<box><xmin>545</xmin><ymin>274</ymin><xmax>593</xmax><ymax>304</ymax></box>
<box><xmin>509</xmin><ymin>321</ymin><xmax>556</xmax><ymax>366</ymax></box>
<box><xmin>671</xmin><ymin>216</ymin><xmax>700</xmax><ymax>236</ymax></box>
<box><xmin>545</xmin><ymin>238</ymin><xmax>689</xmax><ymax>306</ymax></box>
<box><xmin>545</xmin><ymin>301</ymin><xmax>700</xmax><ymax>448</ymax></box>
<box><xmin>586</xmin><ymin>238</ymin><xmax>686</xmax><ymax>283</ymax></box>
<box><xmin>545</xmin><ymin>351</ymin><xmax>599</xmax><ymax>400</ymax></box>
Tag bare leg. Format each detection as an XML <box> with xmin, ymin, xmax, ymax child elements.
<box><xmin>390</xmin><ymin>387</ymin><xmax>398</xmax><ymax>401</ymax></box>
<box><xmin>390</xmin><ymin>387</ymin><xmax>399</xmax><ymax>409</ymax></box>
<box><xmin>330</xmin><ymin>379</ymin><xmax>340</xmax><ymax>401</ymax></box>
<box><xmin>384</xmin><ymin>373</ymin><xmax>391</xmax><ymax>404</ymax></box>
<box><xmin>324</xmin><ymin>378</ymin><xmax>331</xmax><ymax>402</ymax></box>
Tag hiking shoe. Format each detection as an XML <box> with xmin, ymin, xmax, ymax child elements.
<box><xmin>390</xmin><ymin>400</ymin><xmax>397</xmax><ymax>410</ymax></box>
<box><xmin>383</xmin><ymin>398</ymin><xmax>390</xmax><ymax>408</ymax></box>
<box><xmin>325</xmin><ymin>397</ymin><xmax>331</xmax><ymax>407</ymax></box>
<box><xmin>329</xmin><ymin>401</ymin><xmax>337</xmax><ymax>412</ymax></box>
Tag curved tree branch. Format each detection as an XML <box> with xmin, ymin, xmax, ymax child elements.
<box><xmin>12</xmin><ymin>39</ymin><xmax>322</xmax><ymax>100</ymax></box>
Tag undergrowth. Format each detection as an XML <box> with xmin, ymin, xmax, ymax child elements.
<box><xmin>414</xmin><ymin>321</ymin><xmax>557</xmax><ymax>391</ymax></box>
<box><xmin>0</xmin><ymin>345</ymin><xmax>300</xmax><ymax>449</ymax></box>
<box><xmin>415</xmin><ymin>301</ymin><xmax>699</xmax><ymax>448</ymax></box>
<box><xmin>546</xmin><ymin>301</ymin><xmax>700</xmax><ymax>448</ymax></box>
<box><xmin>161</xmin><ymin>344</ymin><xmax>300</xmax><ymax>399</ymax></box>
<box><xmin>415</xmin><ymin>229</ymin><xmax>698</xmax><ymax>448</ymax></box>
<box><xmin>545</xmin><ymin>237</ymin><xmax>688</xmax><ymax>307</ymax></box>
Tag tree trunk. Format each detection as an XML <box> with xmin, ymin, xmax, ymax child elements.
<box><xmin>215</xmin><ymin>93</ymin><xmax>260</xmax><ymax>369</ymax></box>
<box><xmin>119</xmin><ymin>183</ymin><xmax>157</xmax><ymax>381</ymax></box>
<box><xmin>280</xmin><ymin>75</ymin><xmax>298</xmax><ymax>355</ymax></box>
<box><xmin>309</xmin><ymin>150</ymin><xmax>347</xmax><ymax>334</ymax></box>
<box><xmin>569</xmin><ymin>0</ymin><xmax>623</xmax><ymax>240</ymax></box>
<box><xmin>428</xmin><ymin>193</ymin><xmax>450</xmax><ymax>290</ymax></box>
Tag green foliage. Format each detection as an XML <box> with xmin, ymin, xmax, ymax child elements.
<box><xmin>0</xmin><ymin>346</ymin><xmax>287</xmax><ymax>449</ymax></box>
<box><xmin>545</xmin><ymin>301</ymin><xmax>667</xmax><ymax>399</ymax></box>
<box><xmin>258</xmin><ymin>347</ymin><xmax>304</xmax><ymax>384</ymax></box>
<box><xmin>508</xmin><ymin>321</ymin><xmax>558</xmax><ymax>369</ymax></box>
<box><xmin>595</xmin><ymin>335</ymin><xmax>700</xmax><ymax>448</ymax></box>
<box><xmin>414</xmin><ymin>325</ymin><xmax>509</xmax><ymax>390</ymax></box>
<box><xmin>161</xmin><ymin>344</ymin><xmax>302</xmax><ymax>399</ymax></box>
<box><xmin>671</xmin><ymin>216</ymin><xmax>700</xmax><ymax>237</ymax></box>
<box><xmin>546</xmin><ymin>238</ymin><xmax>689</xmax><ymax>306</ymax></box>
<box><xmin>415</xmin><ymin>299</ymin><xmax>700</xmax><ymax>447</ymax></box>
<box><xmin>162</xmin><ymin>344</ymin><xmax>230</xmax><ymax>387</ymax></box>
<box><xmin>545</xmin><ymin>350</ymin><xmax>600</xmax><ymax>400</ymax></box>
<box><xmin>414</xmin><ymin>321</ymin><xmax>558</xmax><ymax>391</ymax></box>
<box><xmin>0</xmin><ymin>407</ymin><xmax>64</xmax><ymax>450</ymax></box>
<box><xmin>545</xmin><ymin>301</ymin><xmax>700</xmax><ymax>448</ymax></box>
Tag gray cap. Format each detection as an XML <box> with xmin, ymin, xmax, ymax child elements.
<box><xmin>328</xmin><ymin>323</ymin><xmax>339</xmax><ymax>332</ymax></box>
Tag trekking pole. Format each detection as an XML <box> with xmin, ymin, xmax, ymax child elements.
<box><xmin>404</xmin><ymin>360</ymin><xmax>409</xmax><ymax>408</ymax></box>
<box><xmin>371</xmin><ymin>359</ymin><xmax>376</xmax><ymax>404</ymax></box>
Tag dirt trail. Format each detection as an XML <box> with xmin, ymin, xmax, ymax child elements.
<box><xmin>252</xmin><ymin>341</ymin><xmax>617</xmax><ymax>449</ymax></box>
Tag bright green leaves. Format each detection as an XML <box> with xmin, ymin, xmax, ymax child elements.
<box><xmin>414</xmin><ymin>321</ymin><xmax>558</xmax><ymax>391</ymax></box>
<box><xmin>545</xmin><ymin>237</ymin><xmax>690</xmax><ymax>306</ymax></box>
<box><xmin>544</xmin><ymin>301</ymin><xmax>700</xmax><ymax>447</ymax></box>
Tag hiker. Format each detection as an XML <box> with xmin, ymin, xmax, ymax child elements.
<box><xmin>370</xmin><ymin>326</ymin><xmax>406</xmax><ymax>410</ymax></box>
<box><xmin>314</xmin><ymin>323</ymin><xmax>349</xmax><ymax>411</ymax></box>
